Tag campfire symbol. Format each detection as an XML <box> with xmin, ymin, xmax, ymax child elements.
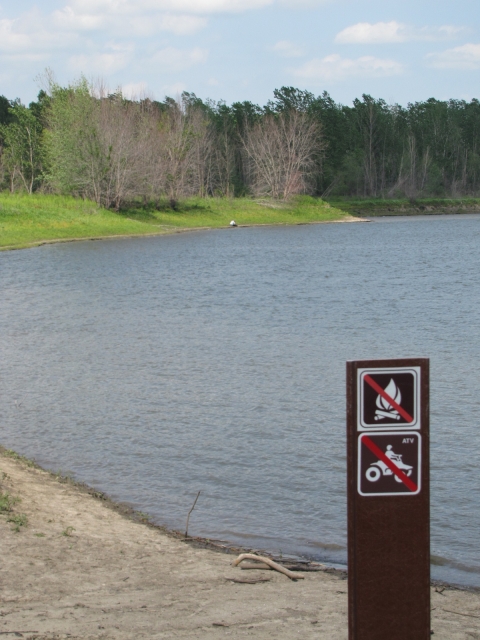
<box><xmin>374</xmin><ymin>379</ymin><xmax>401</xmax><ymax>421</ymax></box>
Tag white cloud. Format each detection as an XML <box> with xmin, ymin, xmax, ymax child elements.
<box><xmin>166</xmin><ymin>0</ymin><xmax>272</xmax><ymax>11</ymax></box>
<box><xmin>69</xmin><ymin>43</ymin><xmax>134</xmax><ymax>73</ymax></box>
<box><xmin>1</xmin><ymin>0</ymin><xmax>272</xmax><ymax>58</ymax></box>
<box><xmin>0</xmin><ymin>3</ymin><xmax>211</xmax><ymax>69</ymax></box>
<box><xmin>277</xmin><ymin>0</ymin><xmax>331</xmax><ymax>6</ymax></box>
<box><xmin>271</xmin><ymin>40</ymin><xmax>304</xmax><ymax>58</ymax></box>
<box><xmin>52</xmin><ymin>6</ymin><xmax>104</xmax><ymax>31</ymax></box>
<box><xmin>0</xmin><ymin>14</ymin><xmax>79</xmax><ymax>54</ymax></box>
<box><xmin>292</xmin><ymin>54</ymin><xmax>404</xmax><ymax>81</ymax></box>
<box><xmin>69</xmin><ymin>0</ymin><xmax>273</xmax><ymax>14</ymax></box>
<box><xmin>426</xmin><ymin>43</ymin><xmax>480</xmax><ymax>69</ymax></box>
<box><xmin>66</xmin><ymin>0</ymin><xmax>333</xmax><ymax>11</ymax></box>
<box><xmin>335</xmin><ymin>21</ymin><xmax>465</xmax><ymax>45</ymax></box>
<box><xmin>0</xmin><ymin>19</ymin><xmax>31</xmax><ymax>51</ymax></box>
<box><xmin>335</xmin><ymin>21</ymin><xmax>405</xmax><ymax>44</ymax></box>
<box><xmin>149</xmin><ymin>47</ymin><xmax>208</xmax><ymax>72</ymax></box>
<box><xmin>69</xmin><ymin>52</ymin><xmax>129</xmax><ymax>73</ymax></box>
<box><xmin>54</xmin><ymin>4</ymin><xmax>208</xmax><ymax>36</ymax></box>
<box><xmin>130</xmin><ymin>14</ymin><xmax>207</xmax><ymax>36</ymax></box>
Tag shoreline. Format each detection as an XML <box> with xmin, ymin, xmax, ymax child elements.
<box><xmin>0</xmin><ymin>193</ymin><xmax>359</xmax><ymax>252</ymax></box>
<box><xmin>365</xmin><ymin>208</ymin><xmax>480</xmax><ymax>216</ymax></box>
<box><xmin>3</xmin><ymin>191</ymin><xmax>480</xmax><ymax>253</ymax></box>
<box><xmin>1</xmin><ymin>446</ymin><xmax>478</xmax><ymax>593</ymax></box>
<box><xmin>3</xmin><ymin>207</ymin><xmax>480</xmax><ymax>253</ymax></box>
<box><xmin>1</xmin><ymin>447</ymin><xmax>479</xmax><ymax>639</ymax></box>
<box><xmin>0</xmin><ymin>446</ymin><xmax>347</xmax><ymax>574</ymax></box>
<box><xmin>0</xmin><ymin>215</ymin><xmax>366</xmax><ymax>252</ymax></box>
<box><xmin>326</xmin><ymin>198</ymin><xmax>480</xmax><ymax>218</ymax></box>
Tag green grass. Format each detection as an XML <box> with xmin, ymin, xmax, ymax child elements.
<box><xmin>3</xmin><ymin>449</ymin><xmax>36</xmax><ymax>467</ymax></box>
<box><xmin>121</xmin><ymin>195</ymin><xmax>350</xmax><ymax>228</ymax></box>
<box><xmin>0</xmin><ymin>491</ymin><xmax>26</xmax><ymax>532</ymax></box>
<box><xmin>0</xmin><ymin>193</ymin><xmax>351</xmax><ymax>250</ymax></box>
<box><xmin>0</xmin><ymin>193</ymin><xmax>165</xmax><ymax>250</ymax></box>
<box><xmin>7</xmin><ymin>512</ymin><xmax>28</xmax><ymax>532</ymax></box>
<box><xmin>0</xmin><ymin>491</ymin><xmax>18</xmax><ymax>513</ymax></box>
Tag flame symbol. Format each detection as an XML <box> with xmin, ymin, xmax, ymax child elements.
<box><xmin>374</xmin><ymin>379</ymin><xmax>402</xmax><ymax>420</ymax></box>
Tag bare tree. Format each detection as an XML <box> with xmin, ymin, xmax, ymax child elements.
<box><xmin>47</xmin><ymin>78</ymin><xmax>158</xmax><ymax>208</ymax></box>
<box><xmin>241</xmin><ymin>110</ymin><xmax>324</xmax><ymax>199</ymax></box>
<box><xmin>157</xmin><ymin>100</ymin><xmax>209</xmax><ymax>207</ymax></box>
<box><xmin>94</xmin><ymin>95</ymin><xmax>150</xmax><ymax>209</ymax></box>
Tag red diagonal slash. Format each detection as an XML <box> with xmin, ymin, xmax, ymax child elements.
<box><xmin>362</xmin><ymin>435</ymin><xmax>418</xmax><ymax>492</ymax></box>
<box><xmin>364</xmin><ymin>374</ymin><xmax>414</xmax><ymax>423</ymax></box>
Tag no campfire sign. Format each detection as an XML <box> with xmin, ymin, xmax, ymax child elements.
<box><xmin>346</xmin><ymin>358</ymin><xmax>430</xmax><ymax>640</ymax></box>
<box><xmin>357</xmin><ymin>366</ymin><xmax>420</xmax><ymax>429</ymax></box>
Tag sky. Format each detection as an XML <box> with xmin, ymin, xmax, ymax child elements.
<box><xmin>1</xmin><ymin>0</ymin><xmax>479</xmax><ymax>107</ymax></box>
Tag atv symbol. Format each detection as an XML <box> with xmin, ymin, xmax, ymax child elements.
<box><xmin>365</xmin><ymin>445</ymin><xmax>413</xmax><ymax>483</ymax></box>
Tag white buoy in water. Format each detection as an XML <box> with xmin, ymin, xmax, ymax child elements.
<box><xmin>230</xmin><ymin>220</ymin><xmax>237</xmax><ymax>227</ymax></box>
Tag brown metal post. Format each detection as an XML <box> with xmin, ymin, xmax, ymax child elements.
<box><xmin>347</xmin><ymin>358</ymin><xmax>430</xmax><ymax>640</ymax></box>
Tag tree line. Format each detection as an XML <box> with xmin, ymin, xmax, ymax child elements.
<box><xmin>1</xmin><ymin>77</ymin><xmax>480</xmax><ymax>208</ymax></box>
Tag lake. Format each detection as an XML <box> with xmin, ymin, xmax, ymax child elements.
<box><xmin>1</xmin><ymin>214</ymin><xmax>480</xmax><ymax>587</ymax></box>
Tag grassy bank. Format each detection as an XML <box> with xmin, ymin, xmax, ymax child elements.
<box><xmin>0</xmin><ymin>193</ymin><xmax>351</xmax><ymax>250</ymax></box>
<box><xmin>326</xmin><ymin>196</ymin><xmax>480</xmax><ymax>217</ymax></box>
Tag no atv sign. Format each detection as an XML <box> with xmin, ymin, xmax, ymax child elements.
<box><xmin>357</xmin><ymin>432</ymin><xmax>421</xmax><ymax>496</ymax></box>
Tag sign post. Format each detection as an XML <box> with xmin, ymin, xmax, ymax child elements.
<box><xmin>347</xmin><ymin>358</ymin><xmax>430</xmax><ymax>640</ymax></box>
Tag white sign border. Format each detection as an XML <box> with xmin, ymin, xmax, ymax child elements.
<box><xmin>357</xmin><ymin>431</ymin><xmax>422</xmax><ymax>497</ymax></box>
<box><xmin>357</xmin><ymin>366</ymin><xmax>421</xmax><ymax>431</ymax></box>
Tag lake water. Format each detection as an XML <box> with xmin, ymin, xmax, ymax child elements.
<box><xmin>1</xmin><ymin>214</ymin><xmax>480</xmax><ymax>587</ymax></box>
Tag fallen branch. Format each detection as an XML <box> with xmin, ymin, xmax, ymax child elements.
<box><xmin>228</xmin><ymin>576</ymin><xmax>271</xmax><ymax>584</ymax></box>
<box><xmin>185</xmin><ymin>491</ymin><xmax>201</xmax><ymax>538</ymax></box>
<box><xmin>442</xmin><ymin>608</ymin><xmax>480</xmax><ymax>619</ymax></box>
<box><xmin>232</xmin><ymin>553</ymin><xmax>304</xmax><ymax>580</ymax></box>
<box><xmin>240</xmin><ymin>561</ymin><xmax>272</xmax><ymax>570</ymax></box>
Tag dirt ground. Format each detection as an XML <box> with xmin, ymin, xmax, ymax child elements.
<box><xmin>1</xmin><ymin>453</ymin><xmax>479</xmax><ymax>640</ymax></box>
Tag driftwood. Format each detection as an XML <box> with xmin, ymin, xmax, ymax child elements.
<box><xmin>241</xmin><ymin>560</ymin><xmax>326</xmax><ymax>572</ymax></box>
<box><xmin>232</xmin><ymin>553</ymin><xmax>304</xmax><ymax>580</ymax></box>
<box><xmin>240</xmin><ymin>561</ymin><xmax>272</xmax><ymax>570</ymax></box>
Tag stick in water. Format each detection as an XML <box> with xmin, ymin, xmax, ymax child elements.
<box><xmin>185</xmin><ymin>491</ymin><xmax>201</xmax><ymax>538</ymax></box>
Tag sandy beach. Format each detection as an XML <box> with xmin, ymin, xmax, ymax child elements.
<box><xmin>1</xmin><ymin>451</ymin><xmax>479</xmax><ymax>639</ymax></box>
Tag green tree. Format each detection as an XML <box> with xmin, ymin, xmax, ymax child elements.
<box><xmin>45</xmin><ymin>77</ymin><xmax>104</xmax><ymax>200</ymax></box>
<box><xmin>0</xmin><ymin>102</ymin><xmax>43</xmax><ymax>193</ymax></box>
<box><xmin>0</xmin><ymin>95</ymin><xmax>15</xmax><ymax>126</ymax></box>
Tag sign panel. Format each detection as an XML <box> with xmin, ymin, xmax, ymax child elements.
<box><xmin>357</xmin><ymin>366</ymin><xmax>420</xmax><ymax>430</ymax></box>
<box><xmin>357</xmin><ymin>432</ymin><xmax>421</xmax><ymax>496</ymax></box>
<box><xmin>347</xmin><ymin>358</ymin><xmax>430</xmax><ymax>640</ymax></box>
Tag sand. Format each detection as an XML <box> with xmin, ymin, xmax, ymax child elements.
<box><xmin>1</xmin><ymin>452</ymin><xmax>479</xmax><ymax>639</ymax></box>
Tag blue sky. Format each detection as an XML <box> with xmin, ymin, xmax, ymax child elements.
<box><xmin>1</xmin><ymin>0</ymin><xmax>479</xmax><ymax>106</ymax></box>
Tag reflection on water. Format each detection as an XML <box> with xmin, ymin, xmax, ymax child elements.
<box><xmin>1</xmin><ymin>214</ymin><xmax>480</xmax><ymax>587</ymax></box>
